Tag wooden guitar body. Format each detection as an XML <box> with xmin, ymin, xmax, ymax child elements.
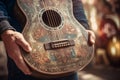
<box><xmin>16</xmin><ymin>0</ymin><xmax>94</xmax><ymax>78</ymax></box>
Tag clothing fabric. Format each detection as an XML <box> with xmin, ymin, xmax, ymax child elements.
<box><xmin>0</xmin><ymin>0</ymin><xmax>89</xmax><ymax>80</ymax></box>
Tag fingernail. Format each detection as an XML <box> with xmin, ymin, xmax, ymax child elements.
<box><xmin>28</xmin><ymin>47</ymin><xmax>32</xmax><ymax>51</ymax></box>
<box><xmin>92</xmin><ymin>39</ymin><xmax>95</xmax><ymax>44</ymax></box>
<box><xmin>26</xmin><ymin>46</ymin><xmax>32</xmax><ymax>52</ymax></box>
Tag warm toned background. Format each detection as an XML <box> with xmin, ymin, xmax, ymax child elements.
<box><xmin>78</xmin><ymin>0</ymin><xmax>120</xmax><ymax>80</ymax></box>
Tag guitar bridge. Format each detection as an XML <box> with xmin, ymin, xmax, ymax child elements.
<box><xmin>44</xmin><ymin>40</ymin><xmax>75</xmax><ymax>50</ymax></box>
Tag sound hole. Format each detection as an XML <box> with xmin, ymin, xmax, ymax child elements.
<box><xmin>42</xmin><ymin>10</ymin><xmax>62</xmax><ymax>28</ymax></box>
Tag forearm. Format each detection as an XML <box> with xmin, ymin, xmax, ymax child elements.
<box><xmin>0</xmin><ymin>1</ymin><xmax>15</xmax><ymax>36</ymax></box>
<box><xmin>0</xmin><ymin>20</ymin><xmax>15</xmax><ymax>34</ymax></box>
<box><xmin>73</xmin><ymin>0</ymin><xmax>89</xmax><ymax>29</ymax></box>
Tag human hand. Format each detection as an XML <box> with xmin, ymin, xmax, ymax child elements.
<box><xmin>86</xmin><ymin>30</ymin><xmax>96</xmax><ymax>46</ymax></box>
<box><xmin>1</xmin><ymin>30</ymin><xmax>32</xmax><ymax>75</ymax></box>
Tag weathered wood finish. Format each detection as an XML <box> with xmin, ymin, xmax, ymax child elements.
<box><xmin>16</xmin><ymin>0</ymin><xmax>94</xmax><ymax>77</ymax></box>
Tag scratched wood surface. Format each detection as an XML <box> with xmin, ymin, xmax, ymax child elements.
<box><xmin>16</xmin><ymin>0</ymin><xmax>94</xmax><ymax>77</ymax></box>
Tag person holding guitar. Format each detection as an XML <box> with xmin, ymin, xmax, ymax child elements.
<box><xmin>0</xmin><ymin>0</ymin><xmax>95</xmax><ymax>80</ymax></box>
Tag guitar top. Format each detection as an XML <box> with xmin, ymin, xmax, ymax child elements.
<box><xmin>15</xmin><ymin>0</ymin><xmax>94</xmax><ymax>78</ymax></box>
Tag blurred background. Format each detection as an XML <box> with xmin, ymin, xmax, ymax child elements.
<box><xmin>78</xmin><ymin>0</ymin><xmax>120</xmax><ymax>80</ymax></box>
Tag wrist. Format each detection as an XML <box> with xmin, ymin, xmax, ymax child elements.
<box><xmin>0</xmin><ymin>20</ymin><xmax>16</xmax><ymax>34</ymax></box>
<box><xmin>1</xmin><ymin>29</ymin><xmax>15</xmax><ymax>40</ymax></box>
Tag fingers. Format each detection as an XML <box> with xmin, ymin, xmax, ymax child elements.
<box><xmin>1</xmin><ymin>30</ymin><xmax>32</xmax><ymax>75</ymax></box>
<box><xmin>10</xmin><ymin>45</ymin><xmax>31</xmax><ymax>75</ymax></box>
<box><xmin>3</xmin><ymin>38</ymin><xmax>31</xmax><ymax>75</ymax></box>
<box><xmin>87</xmin><ymin>30</ymin><xmax>96</xmax><ymax>46</ymax></box>
<box><xmin>89</xmin><ymin>31</ymin><xmax>96</xmax><ymax>44</ymax></box>
<box><xmin>14</xmin><ymin>32</ymin><xmax>32</xmax><ymax>52</ymax></box>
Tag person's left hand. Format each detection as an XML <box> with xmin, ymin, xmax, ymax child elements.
<box><xmin>86</xmin><ymin>30</ymin><xmax>96</xmax><ymax>46</ymax></box>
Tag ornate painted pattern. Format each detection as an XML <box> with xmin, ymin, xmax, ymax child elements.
<box><xmin>17</xmin><ymin>0</ymin><xmax>94</xmax><ymax>75</ymax></box>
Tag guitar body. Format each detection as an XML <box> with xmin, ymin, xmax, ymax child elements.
<box><xmin>16</xmin><ymin>0</ymin><xmax>94</xmax><ymax>78</ymax></box>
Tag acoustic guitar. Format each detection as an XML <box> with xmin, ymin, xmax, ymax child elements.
<box><xmin>14</xmin><ymin>0</ymin><xmax>94</xmax><ymax>78</ymax></box>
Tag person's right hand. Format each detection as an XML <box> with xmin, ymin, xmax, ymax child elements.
<box><xmin>1</xmin><ymin>30</ymin><xmax>32</xmax><ymax>75</ymax></box>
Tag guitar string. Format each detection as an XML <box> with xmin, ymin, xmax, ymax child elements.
<box><xmin>53</xmin><ymin>0</ymin><xmax>66</xmax><ymax>40</ymax></box>
<box><xmin>47</xmin><ymin>1</ymin><xmax>62</xmax><ymax>41</ymax></box>
<box><xmin>45</xmin><ymin>0</ymin><xmax>62</xmax><ymax>40</ymax></box>
<box><xmin>50</xmin><ymin>1</ymin><xmax>64</xmax><ymax>40</ymax></box>
<box><xmin>41</xmin><ymin>0</ymin><xmax>58</xmax><ymax>41</ymax></box>
<box><xmin>56</xmin><ymin>0</ymin><xmax>66</xmax><ymax>40</ymax></box>
<box><xmin>41</xmin><ymin>0</ymin><xmax>64</xmax><ymax>41</ymax></box>
<box><xmin>41</xmin><ymin>0</ymin><xmax>54</xmax><ymax>41</ymax></box>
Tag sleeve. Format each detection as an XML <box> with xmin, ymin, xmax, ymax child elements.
<box><xmin>73</xmin><ymin>0</ymin><xmax>90</xmax><ymax>29</ymax></box>
<box><xmin>0</xmin><ymin>0</ymin><xmax>15</xmax><ymax>35</ymax></box>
